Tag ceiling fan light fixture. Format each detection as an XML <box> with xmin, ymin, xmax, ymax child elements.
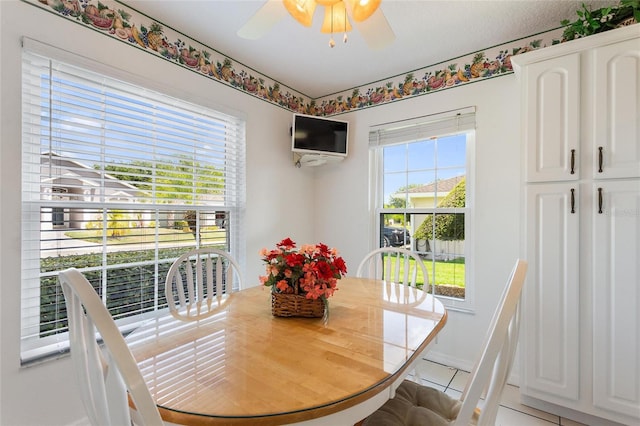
<box><xmin>352</xmin><ymin>0</ymin><xmax>381</xmax><ymax>22</ymax></box>
<box><xmin>321</xmin><ymin>1</ymin><xmax>352</xmax><ymax>34</ymax></box>
<box><xmin>283</xmin><ymin>0</ymin><xmax>316</xmax><ymax>27</ymax></box>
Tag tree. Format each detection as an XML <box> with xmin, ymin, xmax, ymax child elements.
<box><xmin>385</xmin><ymin>184</ymin><xmax>423</xmax><ymax>225</ymax></box>
<box><xmin>384</xmin><ymin>184</ymin><xmax>423</xmax><ymax>209</ymax></box>
<box><xmin>386</xmin><ymin>195</ymin><xmax>406</xmax><ymax>209</ymax></box>
<box><xmin>414</xmin><ymin>178</ymin><xmax>465</xmax><ymax>241</ymax></box>
<box><xmin>107</xmin><ymin>210</ymin><xmax>129</xmax><ymax>238</ymax></box>
<box><xmin>101</xmin><ymin>156</ymin><xmax>223</xmax><ymax>203</ymax></box>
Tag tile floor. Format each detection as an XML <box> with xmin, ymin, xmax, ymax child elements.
<box><xmin>412</xmin><ymin>359</ymin><xmax>587</xmax><ymax>426</ymax></box>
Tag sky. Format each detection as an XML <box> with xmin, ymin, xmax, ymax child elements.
<box><xmin>382</xmin><ymin>133</ymin><xmax>467</xmax><ymax>204</ymax></box>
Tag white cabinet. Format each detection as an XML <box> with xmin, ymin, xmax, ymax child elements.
<box><xmin>523</xmin><ymin>183</ymin><xmax>580</xmax><ymax>400</ymax></box>
<box><xmin>592</xmin><ymin>179</ymin><xmax>640</xmax><ymax>419</ymax></box>
<box><xmin>513</xmin><ymin>25</ymin><xmax>640</xmax><ymax>426</ymax></box>
<box><xmin>523</xmin><ymin>53</ymin><xmax>580</xmax><ymax>182</ymax></box>
<box><xmin>592</xmin><ymin>37</ymin><xmax>640</xmax><ymax>180</ymax></box>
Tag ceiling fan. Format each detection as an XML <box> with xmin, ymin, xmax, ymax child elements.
<box><xmin>237</xmin><ymin>0</ymin><xmax>395</xmax><ymax>49</ymax></box>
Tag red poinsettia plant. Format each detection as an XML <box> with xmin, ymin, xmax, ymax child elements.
<box><xmin>259</xmin><ymin>238</ymin><xmax>347</xmax><ymax>300</ymax></box>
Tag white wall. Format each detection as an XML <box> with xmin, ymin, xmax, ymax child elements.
<box><xmin>313</xmin><ymin>77</ymin><xmax>524</xmax><ymax>371</ymax></box>
<box><xmin>1</xmin><ymin>1</ymin><xmax>525</xmax><ymax>424</ymax></box>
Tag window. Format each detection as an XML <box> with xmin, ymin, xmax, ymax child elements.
<box><xmin>369</xmin><ymin>108</ymin><xmax>475</xmax><ymax>311</ymax></box>
<box><xmin>20</xmin><ymin>42</ymin><xmax>245</xmax><ymax>362</ymax></box>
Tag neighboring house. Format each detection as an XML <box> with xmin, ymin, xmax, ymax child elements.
<box><xmin>40</xmin><ymin>152</ymin><xmax>144</xmax><ymax>230</ymax></box>
<box><xmin>395</xmin><ymin>175</ymin><xmax>466</xmax><ymax>259</ymax></box>
<box><xmin>405</xmin><ymin>175</ymin><xmax>465</xmax><ymax>208</ymax></box>
<box><xmin>40</xmin><ymin>152</ymin><xmax>224</xmax><ymax>233</ymax></box>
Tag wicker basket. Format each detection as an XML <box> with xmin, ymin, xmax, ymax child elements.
<box><xmin>271</xmin><ymin>292</ymin><xmax>325</xmax><ymax>318</ymax></box>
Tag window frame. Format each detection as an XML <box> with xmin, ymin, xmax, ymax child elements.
<box><xmin>368</xmin><ymin>109</ymin><xmax>476</xmax><ymax>313</ymax></box>
<box><xmin>20</xmin><ymin>39</ymin><xmax>246</xmax><ymax>363</ymax></box>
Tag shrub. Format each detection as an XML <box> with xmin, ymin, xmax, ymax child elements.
<box><xmin>414</xmin><ymin>179</ymin><xmax>465</xmax><ymax>241</ymax></box>
<box><xmin>38</xmin><ymin>246</ymin><xmax>211</xmax><ymax>336</ymax></box>
<box><xmin>174</xmin><ymin>220</ymin><xmax>188</xmax><ymax>229</ymax></box>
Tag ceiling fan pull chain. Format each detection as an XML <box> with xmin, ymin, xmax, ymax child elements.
<box><xmin>343</xmin><ymin>1</ymin><xmax>348</xmax><ymax>44</ymax></box>
<box><xmin>329</xmin><ymin>4</ymin><xmax>336</xmax><ymax>47</ymax></box>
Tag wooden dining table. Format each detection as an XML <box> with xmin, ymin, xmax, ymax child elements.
<box><xmin>126</xmin><ymin>276</ymin><xmax>447</xmax><ymax>425</ymax></box>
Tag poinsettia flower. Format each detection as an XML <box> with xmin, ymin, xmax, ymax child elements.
<box><xmin>324</xmin><ymin>286</ymin><xmax>337</xmax><ymax>298</ymax></box>
<box><xmin>303</xmin><ymin>285</ymin><xmax>324</xmax><ymax>299</ymax></box>
<box><xmin>285</xmin><ymin>253</ymin><xmax>304</xmax><ymax>267</ymax></box>
<box><xmin>333</xmin><ymin>257</ymin><xmax>347</xmax><ymax>274</ymax></box>
<box><xmin>277</xmin><ymin>237</ymin><xmax>296</xmax><ymax>249</ymax></box>
<box><xmin>276</xmin><ymin>279</ymin><xmax>290</xmax><ymax>292</ymax></box>
<box><xmin>315</xmin><ymin>262</ymin><xmax>334</xmax><ymax>280</ymax></box>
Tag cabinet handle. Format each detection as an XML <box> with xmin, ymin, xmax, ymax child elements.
<box><xmin>570</xmin><ymin>188</ymin><xmax>576</xmax><ymax>213</ymax></box>
<box><xmin>570</xmin><ymin>149</ymin><xmax>576</xmax><ymax>174</ymax></box>
<box><xmin>598</xmin><ymin>147</ymin><xmax>603</xmax><ymax>173</ymax></box>
<box><xmin>598</xmin><ymin>187</ymin><xmax>603</xmax><ymax>214</ymax></box>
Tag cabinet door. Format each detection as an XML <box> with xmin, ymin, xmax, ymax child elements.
<box><xmin>522</xmin><ymin>183</ymin><xmax>580</xmax><ymax>401</ymax></box>
<box><xmin>592</xmin><ymin>38</ymin><xmax>640</xmax><ymax>180</ymax></box>
<box><xmin>592</xmin><ymin>179</ymin><xmax>640</xmax><ymax>419</ymax></box>
<box><xmin>524</xmin><ymin>54</ymin><xmax>580</xmax><ymax>183</ymax></box>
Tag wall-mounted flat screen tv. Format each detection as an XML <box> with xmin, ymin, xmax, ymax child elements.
<box><xmin>291</xmin><ymin>113</ymin><xmax>348</xmax><ymax>157</ymax></box>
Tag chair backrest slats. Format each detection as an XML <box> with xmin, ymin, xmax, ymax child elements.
<box><xmin>356</xmin><ymin>247</ymin><xmax>429</xmax><ymax>291</ymax></box>
<box><xmin>165</xmin><ymin>248</ymin><xmax>243</xmax><ymax>321</ymax></box>
<box><xmin>185</xmin><ymin>259</ymin><xmax>195</xmax><ymax>306</ymax></box>
<box><xmin>196</xmin><ymin>255</ymin><xmax>204</xmax><ymax>307</ymax></box>
<box><xmin>174</xmin><ymin>271</ymin><xmax>186</xmax><ymax>308</ymax></box>
<box><xmin>206</xmin><ymin>255</ymin><xmax>214</xmax><ymax>299</ymax></box>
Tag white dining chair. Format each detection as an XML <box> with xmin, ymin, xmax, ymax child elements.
<box><xmin>356</xmin><ymin>246</ymin><xmax>432</xmax><ymax>384</ymax></box>
<box><xmin>361</xmin><ymin>259</ymin><xmax>528</xmax><ymax>426</ymax></box>
<box><xmin>356</xmin><ymin>247</ymin><xmax>430</xmax><ymax>291</ymax></box>
<box><xmin>165</xmin><ymin>247</ymin><xmax>243</xmax><ymax>321</ymax></box>
<box><xmin>58</xmin><ymin>268</ymin><xmax>164</xmax><ymax>426</ymax></box>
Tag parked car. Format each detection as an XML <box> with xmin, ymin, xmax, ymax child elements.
<box><xmin>382</xmin><ymin>226</ymin><xmax>411</xmax><ymax>247</ymax></box>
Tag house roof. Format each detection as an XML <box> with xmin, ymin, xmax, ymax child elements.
<box><xmin>408</xmin><ymin>175</ymin><xmax>465</xmax><ymax>195</ymax></box>
<box><xmin>41</xmin><ymin>152</ymin><xmax>142</xmax><ymax>194</ymax></box>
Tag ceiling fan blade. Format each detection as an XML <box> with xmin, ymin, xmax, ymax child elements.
<box><xmin>353</xmin><ymin>7</ymin><xmax>395</xmax><ymax>50</ymax></box>
<box><xmin>237</xmin><ymin>0</ymin><xmax>287</xmax><ymax>40</ymax></box>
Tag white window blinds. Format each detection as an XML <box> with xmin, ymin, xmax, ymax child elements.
<box><xmin>21</xmin><ymin>43</ymin><xmax>245</xmax><ymax>362</ymax></box>
<box><xmin>369</xmin><ymin>106</ymin><xmax>476</xmax><ymax>148</ymax></box>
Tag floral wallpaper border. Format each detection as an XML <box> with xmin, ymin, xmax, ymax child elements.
<box><xmin>25</xmin><ymin>0</ymin><xmax>566</xmax><ymax>117</ymax></box>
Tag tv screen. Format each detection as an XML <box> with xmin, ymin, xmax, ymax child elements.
<box><xmin>291</xmin><ymin>114</ymin><xmax>348</xmax><ymax>157</ymax></box>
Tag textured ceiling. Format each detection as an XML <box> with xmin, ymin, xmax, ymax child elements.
<box><xmin>121</xmin><ymin>0</ymin><xmax>617</xmax><ymax>98</ymax></box>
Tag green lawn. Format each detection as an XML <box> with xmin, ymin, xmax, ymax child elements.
<box><xmin>386</xmin><ymin>255</ymin><xmax>465</xmax><ymax>287</ymax></box>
